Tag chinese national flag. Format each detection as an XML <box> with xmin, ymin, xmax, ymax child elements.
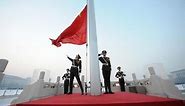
<box><xmin>50</xmin><ymin>5</ymin><xmax>87</xmax><ymax>47</ymax></box>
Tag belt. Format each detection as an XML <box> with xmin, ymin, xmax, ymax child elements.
<box><xmin>71</xmin><ymin>65</ymin><xmax>78</xmax><ymax>68</ymax></box>
<box><xmin>102</xmin><ymin>63</ymin><xmax>108</xmax><ymax>66</ymax></box>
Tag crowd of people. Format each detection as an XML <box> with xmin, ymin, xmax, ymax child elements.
<box><xmin>62</xmin><ymin>50</ymin><xmax>126</xmax><ymax>95</ymax></box>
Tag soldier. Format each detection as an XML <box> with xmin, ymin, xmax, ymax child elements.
<box><xmin>115</xmin><ymin>66</ymin><xmax>126</xmax><ymax>92</ymax></box>
<box><xmin>62</xmin><ymin>69</ymin><xmax>70</xmax><ymax>94</ymax></box>
<box><xmin>67</xmin><ymin>54</ymin><xmax>84</xmax><ymax>95</ymax></box>
<box><xmin>98</xmin><ymin>50</ymin><xmax>114</xmax><ymax>94</ymax></box>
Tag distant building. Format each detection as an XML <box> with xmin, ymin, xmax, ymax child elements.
<box><xmin>0</xmin><ymin>74</ymin><xmax>31</xmax><ymax>89</ymax></box>
<box><xmin>170</xmin><ymin>69</ymin><xmax>185</xmax><ymax>84</ymax></box>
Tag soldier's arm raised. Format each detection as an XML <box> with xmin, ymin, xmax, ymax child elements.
<box><xmin>67</xmin><ymin>56</ymin><xmax>73</xmax><ymax>62</ymax></box>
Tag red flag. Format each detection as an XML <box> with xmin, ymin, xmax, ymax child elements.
<box><xmin>50</xmin><ymin>5</ymin><xmax>87</xmax><ymax>47</ymax></box>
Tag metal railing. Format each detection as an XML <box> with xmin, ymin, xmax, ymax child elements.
<box><xmin>0</xmin><ymin>88</ymin><xmax>23</xmax><ymax>97</ymax></box>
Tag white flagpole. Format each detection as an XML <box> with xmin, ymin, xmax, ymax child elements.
<box><xmin>87</xmin><ymin>0</ymin><xmax>101</xmax><ymax>95</ymax></box>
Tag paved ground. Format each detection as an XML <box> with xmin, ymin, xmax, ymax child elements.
<box><xmin>0</xmin><ymin>96</ymin><xmax>17</xmax><ymax>106</ymax></box>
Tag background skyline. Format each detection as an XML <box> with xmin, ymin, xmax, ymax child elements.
<box><xmin>0</xmin><ymin>0</ymin><xmax>185</xmax><ymax>82</ymax></box>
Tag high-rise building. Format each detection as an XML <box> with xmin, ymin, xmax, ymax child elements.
<box><xmin>170</xmin><ymin>69</ymin><xmax>185</xmax><ymax>84</ymax></box>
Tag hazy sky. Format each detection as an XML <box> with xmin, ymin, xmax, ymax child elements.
<box><xmin>0</xmin><ymin>0</ymin><xmax>185</xmax><ymax>82</ymax></box>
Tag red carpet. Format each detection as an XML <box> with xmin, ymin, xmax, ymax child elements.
<box><xmin>15</xmin><ymin>92</ymin><xmax>184</xmax><ymax>106</ymax></box>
